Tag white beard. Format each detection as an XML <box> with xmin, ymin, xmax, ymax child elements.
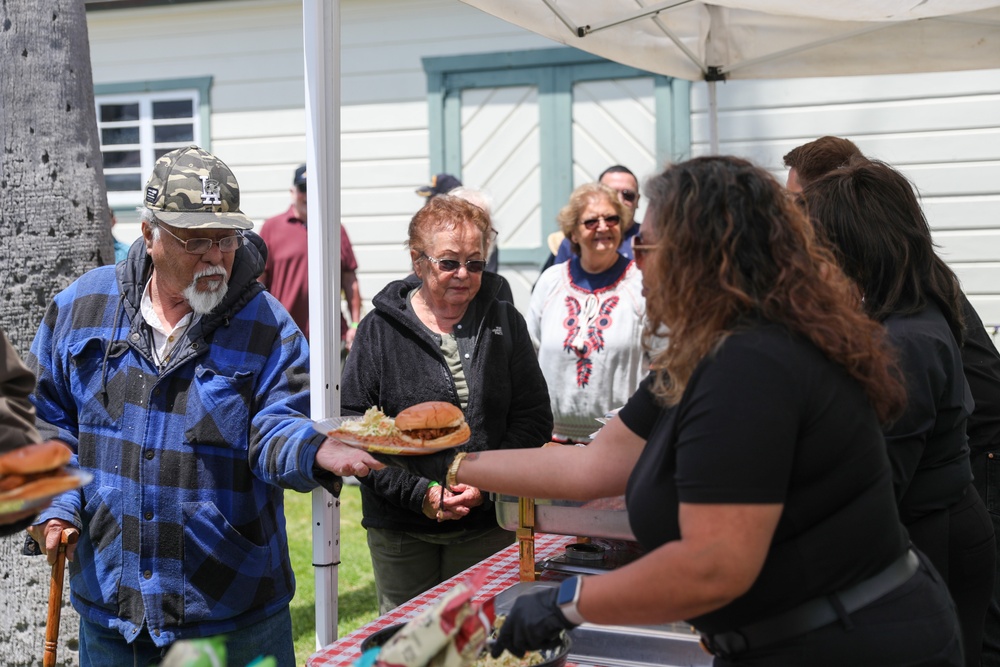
<box><xmin>183</xmin><ymin>266</ymin><xmax>229</xmax><ymax>315</ymax></box>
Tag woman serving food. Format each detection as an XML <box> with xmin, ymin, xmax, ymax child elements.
<box><xmin>376</xmin><ymin>157</ymin><xmax>964</xmax><ymax>666</ymax></box>
<box><xmin>340</xmin><ymin>195</ymin><xmax>552</xmax><ymax>614</ymax></box>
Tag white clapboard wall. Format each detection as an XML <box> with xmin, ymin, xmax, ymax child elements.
<box><xmin>691</xmin><ymin>70</ymin><xmax>1000</xmax><ymax>334</ymax></box>
<box><xmin>88</xmin><ymin>0</ymin><xmax>1000</xmax><ymax>333</ymax></box>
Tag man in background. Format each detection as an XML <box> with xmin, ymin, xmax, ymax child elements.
<box><xmin>259</xmin><ymin>164</ymin><xmax>363</xmax><ymax>351</ymax></box>
<box><xmin>782</xmin><ymin>135</ymin><xmax>862</xmax><ymax>192</ymax></box>
<box><xmin>542</xmin><ymin>165</ymin><xmax>642</xmax><ymax>271</ymax></box>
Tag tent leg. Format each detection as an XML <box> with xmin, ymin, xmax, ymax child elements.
<box><xmin>303</xmin><ymin>0</ymin><xmax>342</xmax><ymax>649</ymax></box>
<box><xmin>708</xmin><ymin>79</ymin><xmax>719</xmax><ymax>155</ymax></box>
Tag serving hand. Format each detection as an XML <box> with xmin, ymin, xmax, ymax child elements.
<box><xmin>491</xmin><ymin>584</ymin><xmax>578</xmax><ymax>658</ymax></box>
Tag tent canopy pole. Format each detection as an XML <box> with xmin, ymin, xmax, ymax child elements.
<box><xmin>303</xmin><ymin>0</ymin><xmax>342</xmax><ymax>650</ymax></box>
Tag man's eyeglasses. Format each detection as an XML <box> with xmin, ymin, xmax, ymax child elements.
<box><xmin>579</xmin><ymin>215</ymin><xmax>621</xmax><ymax>230</ymax></box>
<box><xmin>422</xmin><ymin>253</ymin><xmax>487</xmax><ymax>274</ymax></box>
<box><xmin>618</xmin><ymin>189</ymin><xmax>637</xmax><ymax>204</ymax></box>
<box><xmin>156</xmin><ymin>223</ymin><xmax>245</xmax><ymax>255</ymax></box>
<box><xmin>631</xmin><ymin>233</ymin><xmax>657</xmax><ymax>260</ymax></box>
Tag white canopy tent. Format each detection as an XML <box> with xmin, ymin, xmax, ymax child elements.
<box><xmin>299</xmin><ymin>0</ymin><xmax>1000</xmax><ymax>650</ymax></box>
<box><xmin>456</xmin><ymin>0</ymin><xmax>1000</xmax><ymax>153</ymax></box>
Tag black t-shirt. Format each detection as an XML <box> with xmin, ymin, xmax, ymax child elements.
<box><xmin>883</xmin><ymin>303</ymin><xmax>973</xmax><ymax>522</ymax></box>
<box><xmin>620</xmin><ymin>323</ymin><xmax>908</xmax><ymax>634</ymax></box>
<box><xmin>958</xmin><ymin>294</ymin><xmax>1000</xmax><ymax>471</ymax></box>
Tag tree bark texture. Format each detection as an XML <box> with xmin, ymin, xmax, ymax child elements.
<box><xmin>0</xmin><ymin>0</ymin><xmax>111</xmax><ymax>664</ymax></box>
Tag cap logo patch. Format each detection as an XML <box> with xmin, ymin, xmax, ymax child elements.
<box><xmin>145</xmin><ymin>187</ymin><xmax>159</xmax><ymax>204</ymax></box>
<box><xmin>200</xmin><ymin>176</ymin><xmax>222</xmax><ymax>206</ymax></box>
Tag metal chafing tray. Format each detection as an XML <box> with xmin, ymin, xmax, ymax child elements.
<box><xmin>493</xmin><ymin>494</ymin><xmax>636</xmax><ymax>541</ymax></box>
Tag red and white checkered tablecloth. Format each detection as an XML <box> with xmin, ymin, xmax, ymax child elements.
<box><xmin>307</xmin><ymin>533</ymin><xmax>578</xmax><ymax>667</ymax></box>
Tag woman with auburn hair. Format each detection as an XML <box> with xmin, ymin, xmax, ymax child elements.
<box><xmin>377</xmin><ymin>156</ymin><xmax>963</xmax><ymax>665</ymax></box>
<box><xmin>341</xmin><ymin>195</ymin><xmax>552</xmax><ymax>614</ymax></box>
<box><xmin>803</xmin><ymin>159</ymin><xmax>995</xmax><ymax>667</ymax></box>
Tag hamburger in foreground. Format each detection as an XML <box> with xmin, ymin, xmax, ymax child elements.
<box><xmin>395</xmin><ymin>401</ymin><xmax>471</xmax><ymax>448</ymax></box>
<box><xmin>0</xmin><ymin>440</ymin><xmax>79</xmax><ymax>506</ymax></box>
<box><xmin>328</xmin><ymin>401</ymin><xmax>470</xmax><ymax>453</ymax></box>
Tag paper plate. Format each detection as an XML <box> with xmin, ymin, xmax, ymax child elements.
<box><xmin>0</xmin><ymin>468</ymin><xmax>93</xmax><ymax>514</ymax></box>
<box><xmin>313</xmin><ymin>416</ymin><xmax>468</xmax><ymax>456</ymax></box>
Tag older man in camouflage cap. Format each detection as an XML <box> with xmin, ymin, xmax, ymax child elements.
<box><xmin>25</xmin><ymin>146</ymin><xmax>381</xmax><ymax>665</ymax></box>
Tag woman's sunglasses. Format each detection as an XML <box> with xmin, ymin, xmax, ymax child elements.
<box><xmin>579</xmin><ymin>215</ymin><xmax>621</xmax><ymax>230</ymax></box>
<box><xmin>422</xmin><ymin>253</ymin><xmax>487</xmax><ymax>273</ymax></box>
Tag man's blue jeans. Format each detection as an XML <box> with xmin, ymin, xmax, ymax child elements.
<box><xmin>78</xmin><ymin>605</ymin><xmax>295</xmax><ymax>667</ymax></box>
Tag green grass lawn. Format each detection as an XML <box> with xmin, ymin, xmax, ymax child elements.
<box><xmin>286</xmin><ymin>484</ymin><xmax>379</xmax><ymax>665</ymax></box>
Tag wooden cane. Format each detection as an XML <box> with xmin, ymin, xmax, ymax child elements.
<box><xmin>43</xmin><ymin>528</ymin><xmax>78</xmax><ymax>667</ymax></box>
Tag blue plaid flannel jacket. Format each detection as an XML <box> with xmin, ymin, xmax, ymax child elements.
<box><xmin>28</xmin><ymin>233</ymin><xmax>331</xmax><ymax>646</ymax></box>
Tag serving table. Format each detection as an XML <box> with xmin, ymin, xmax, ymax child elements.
<box><xmin>307</xmin><ymin>533</ymin><xmax>580</xmax><ymax>667</ymax></box>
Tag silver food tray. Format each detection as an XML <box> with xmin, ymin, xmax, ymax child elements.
<box><xmin>493</xmin><ymin>494</ymin><xmax>635</xmax><ymax>541</ymax></box>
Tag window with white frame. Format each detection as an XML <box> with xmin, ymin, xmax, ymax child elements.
<box><xmin>96</xmin><ymin>89</ymin><xmax>201</xmax><ymax>208</ymax></box>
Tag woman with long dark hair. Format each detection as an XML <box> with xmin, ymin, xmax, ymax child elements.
<box><xmin>803</xmin><ymin>159</ymin><xmax>995</xmax><ymax>666</ymax></box>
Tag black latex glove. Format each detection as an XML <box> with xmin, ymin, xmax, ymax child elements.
<box><xmin>370</xmin><ymin>449</ymin><xmax>456</xmax><ymax>486</ymax></box>
<box><xmin>491</xmin><ymin>585</ymin><xmax>577</xmax><ymax>658</ymax></box>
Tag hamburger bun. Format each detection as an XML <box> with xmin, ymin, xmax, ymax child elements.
<box><xmin>0</xmin><ymin>468</ymin><xmax>81</xmax><ymax>502</ymax></box>
<box><xmin>396</xmin><ymin>401</ymin><xmax>470</xmax><ymax>448</ymax></box>
<box><xmin>0</xmin><ymin>441</ymin><xmax>72</xmax><ymax>476</ymax></box>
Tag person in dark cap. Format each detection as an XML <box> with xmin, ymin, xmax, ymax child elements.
<box><xmin>25</xmin><ymin>146</ymin><xmax>381</xmax><ymax>666</ymax></box>
<box><xmin>259</xmin><ymin>164</ymin><xmax>363</xmax><ymax>350</ymax></box>
<box><xmin>416</xmin><ymin>172</ymin><xmax>463</xmax><ymax>199</ymax></box>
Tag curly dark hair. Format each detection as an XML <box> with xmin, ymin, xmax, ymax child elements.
<box><xmin>802</xmin><ymin>159</ymin><xmax>965</xmax><ymax>344</ymax></box>
<box><xmin>643</xmin><ymin>156</ymin><xmax>905</xmax><ymax>423</ymax></box>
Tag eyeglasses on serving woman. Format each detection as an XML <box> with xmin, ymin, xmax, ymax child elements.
<box><xmin>631</xmin><ymin>233</ymin><xmax>657</xmax><ymax>261</ymax></box>
<box><xmin>421</xmin><ymin>253</ymin><xmax>487</xmax><ymax>274</ymax></box>
<box><xmin>579</xmin><ymin>215</ymin><xmax>621</xmax><ymax>230</ymax></box>
<box><xmin>156</xmin><ymin>223</ymin><xmax>245</xmax><ymax>255</ymax></box>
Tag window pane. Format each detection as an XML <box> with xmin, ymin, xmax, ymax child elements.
<box><xmin>153</xmin><ymin>99</ymin><xmax>194</xmax><ymax>119</ymax></box>
<box><xmin>154</xmin><ymin>124</ymin><xmax>194</xmax><ymax>143</ymax></box>
<box><xmin>102</xmin><ymin>126</ymin><xmax>140</xmax><ymax>146</ymax></box>
<box><xmin>100</xmin><ymin>103</ymin><xmax>139</xmax><ymax>123</ymax></box>
<box><xmin>104</xmin><ymin>173</ymin><xmax>142</xmax><ymax>192</ymax></box>
<box><xmin>102</xmin><ymin>150</ymin><xmax>141</xmax><ymax>169</ymax></box>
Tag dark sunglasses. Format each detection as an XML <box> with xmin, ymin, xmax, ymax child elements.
<box><xmin>422</xmin><ymin>253</ymin><xmax>487</xmax><ymax>273</ymax></box>
<box><xmin>619</xmin><ymin>189</ymin><xmax>637</xmax><ymax>203</ymax></box>
<box><xmin>296</xmin><ymin>183</ymin><xmax>307</xmax><ymax>194</ymax></box>
<box><xmin>580</xmin><ymin>214</ymin><xmax>621</xmax><ymax>230</ymax></box>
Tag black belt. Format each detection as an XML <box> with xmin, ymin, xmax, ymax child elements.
<box><xmin>701</xmin><ymin>549</ymin><xmax>919</xmax><ymax>658</ymax></box>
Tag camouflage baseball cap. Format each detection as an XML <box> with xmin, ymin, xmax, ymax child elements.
<box><xmin>143</xmin><ymin>146</ymin><xmax>254</xmax><ymax>230</ymax></box>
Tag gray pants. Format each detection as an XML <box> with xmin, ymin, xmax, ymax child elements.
<box><xmin>367</xmin><ymin>525</ymin><xmax>515</xmax><ymax>614</ymax></box>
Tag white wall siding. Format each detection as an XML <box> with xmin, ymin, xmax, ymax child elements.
<box><xmin>88</xmin><ymin>0</ymin><xmax>1000</xmax><ymax>329</ymax></box>
<box><xmin>690</xmin><ymin>69</ymin><xmax>1000</xmax><ymax>328</ymax></box>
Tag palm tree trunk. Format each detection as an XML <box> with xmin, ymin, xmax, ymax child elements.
<box><xmin>0</xmin><ymin>0</ymin><xmax>110</xmax><ymax>663</ymax></box>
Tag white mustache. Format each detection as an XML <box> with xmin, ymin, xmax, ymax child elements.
<box><xmin>193</xmin><ymin>265</ymin><xmax>228</xmax><ymax>283</ymax></box>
